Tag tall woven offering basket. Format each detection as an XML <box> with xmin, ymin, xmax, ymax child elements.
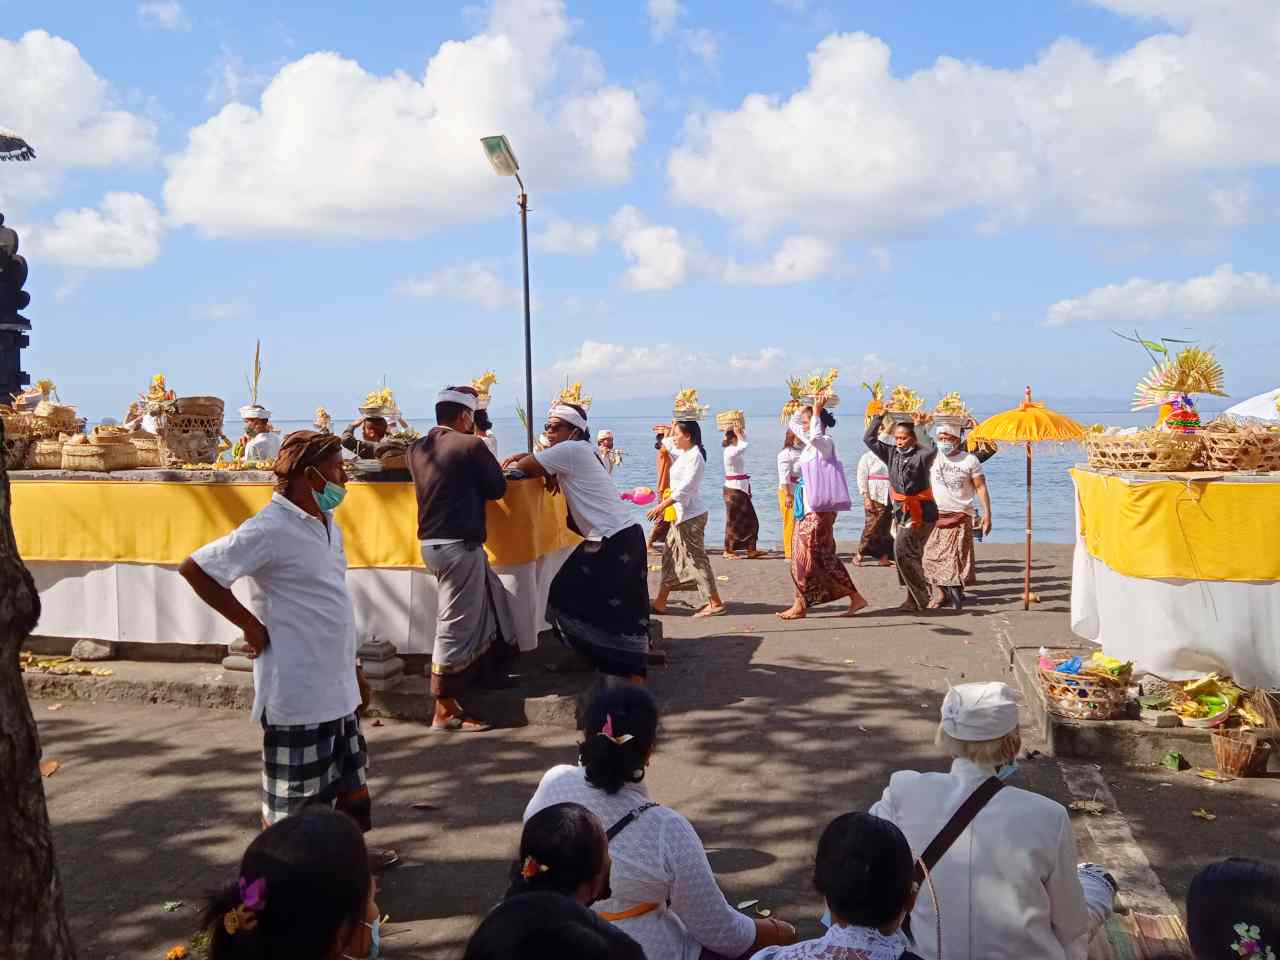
<box><xmin>174</xmin><ymin>396</ymin><xmax>225</xmax><ymax>420</ymax></box>
<box><xmin>4</xmin><ymin>438</ymin><xmax>30</xmax><ymax>471</ymax></box>
<box><xmin>30</xmin><ymin>401</ymin><xmax>79</xmax><ymax>440</ymax></box>
<box><xmin>1211</xmin><ymin>729</ymin><xmax>1273</xmax><ymax>777</ymax></box>
<box><xmin>715</xmin><ymin>410</ymin><xmax>744</xmax><ymax>432</ymax></box>
<box><xmin>28</xmin><ymin>439</ymin><xmax>65</xmax><ymax>470</ymax></box>
<box><xmin>1201</xmin><ymin>422</ymin><xmax>1280</xmax><ymax>472</ymax></box>
<box><xmin>1084</xmin><ymin>430</ymin><xmax>1201</xmax><ymax>473</ymax></box>
<box><xmin>1038</xmin><ymin>652</ymin><xmax>1128</xmax><ymax>721</ymax></box>
<box><xmin>1</xmin><ymin>410</ymin><xmax>31</xmax><ymax>440</ymax></box>
<box><xmin>129</xmin><ymin>434</ymin><xmax>165</xmax><ymax>467</ymax></box>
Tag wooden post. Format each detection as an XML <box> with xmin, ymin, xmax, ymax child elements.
<box><xmin>0</xmin><ymin>417</ymin><xmax>77</xmax><ymax>958</ymax></box>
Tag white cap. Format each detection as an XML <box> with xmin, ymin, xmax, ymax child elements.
<box><xmin>239</xmin><ymin>404</ymin><xmax>271</xmax><ymax>420</ymax></box>
<box><xmin>598</xmin><ymin>429</ymin><xmax>614</xmax><ymax>440</ymax></box>
<box><xmin>941</xmin><ymin>682</ymin><xmax>1020</xmax><ymax>741</ymax></box>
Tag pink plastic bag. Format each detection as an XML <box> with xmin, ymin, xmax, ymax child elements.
<box><xmin>799</xmin><ymin>451</ymin><xmax>852</xmax><ymax>513</ymax></box>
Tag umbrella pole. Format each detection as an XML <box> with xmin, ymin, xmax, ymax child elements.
<box><xmin>1024</xmin><ymin>441</ymin><xmax>1032</xmax><ymax>610</ymax></box>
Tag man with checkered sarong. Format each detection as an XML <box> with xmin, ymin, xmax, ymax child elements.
<box><xmin>180</xmin><ymin>430</ymin><xmax>398</xmax><ymax>872</ymax></box>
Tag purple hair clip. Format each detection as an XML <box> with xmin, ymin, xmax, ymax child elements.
<box><xmin>239</xmin><ymin>876</ymin><xmax>268</xmax><ymax>911</ymax></box>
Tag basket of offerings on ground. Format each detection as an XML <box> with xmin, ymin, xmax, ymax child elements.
<box><xmin>716</xmin><ymin>409</ymin><xmax>744</xmax><ymax>432</ymax></box>
<box><xmin>62</xmin><ymin>434</ymin><xmax>138</xmax><ymax>471</ymax></box>
<box><xmin>127</xmin><ymin>431</ymin><xmax>165</xmax><ymax>467</ymax></box>
<box><xmin>1083</xmin><ymin>427</ymin><xmax>1203</xmax><ymax>473</ymax></box>
<box><xmin>1037</xmin><ymin>650</ymin><xmax>1131</xmax><ymax>721</ymax></box>
<box><xmin>1201</xmin><ymin>418</ymin><xmax>1280</xmax><ymax>472</ymax></box>
<box><xmin>672</xmin><ymin>387</ymin><xmax>708</xmax><ymax>421</ymax></box>
<box><xmin>1211</xmin><ymin>729</ymin><xmax>1273</xmax><ymax>778</ymax></box>
<box><xmin>27</xmin><ymin>438</ymin><xmax>65</xmax><ymax>470</ymax></box>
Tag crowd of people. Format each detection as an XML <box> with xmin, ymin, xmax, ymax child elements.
<box><xmin>171</xmin><ymin>387</ymin><xmax>1269</xmax><ymax>959</ymax></box>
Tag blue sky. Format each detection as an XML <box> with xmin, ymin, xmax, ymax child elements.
<box><xmin>3</xmin><ymin>0</ymin><xmax>1278</xmax><ymax>419</ymax></box>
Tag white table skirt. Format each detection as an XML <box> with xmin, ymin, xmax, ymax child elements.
<box><xmin>28</xmin><ymin>544</ymin><xmax>577</xmax><ymax>655</ymax></box>
<box><xmin>1070</xmin><ymin>535</ymin><xmax>1280</xmax><ymax>688</ymax></box>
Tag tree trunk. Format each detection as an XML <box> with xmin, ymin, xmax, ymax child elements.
<box><xmin>0</xmin><ymin>419</ymin><xmax>77</xmax><ymax>958</ymax></box>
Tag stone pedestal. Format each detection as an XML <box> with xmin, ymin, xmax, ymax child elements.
<box><xmin>71</xmin><ymin>638</ymin><xmax>116</xmax><ymax>661</ymax></box>
<box><xmin>358</xmin><ymin>637</ymin><xmax>405</xmax><ymax>691</ymax></box>
<box><xmin>221</xmin><ymin>636</ymin><xmax>255</xmax><ymax>673</ymax></box>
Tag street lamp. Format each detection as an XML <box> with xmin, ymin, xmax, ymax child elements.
<box><xmin>480</xmin><ymin>134</ymin><xmax>535</xmax><ymax>452</ymax></box>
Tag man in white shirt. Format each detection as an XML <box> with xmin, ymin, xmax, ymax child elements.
<box><xmin>238</xmin><ymin>403</ymin><xmax>282</xmax><ymax>461</ymax></box>
<box><xmin>179</xmin><ymin>431</ymin><xmax>396</xmax><ymax>871</ymax></box>
<box><xmin>596</xmin><ymin>429</ymin><xmax>622</xmax><ymax>475</ymax></box>
<box><xmin>503</xmin><ymin>403</ymin><xmax>653</xmax><ymax>679</ymax></box>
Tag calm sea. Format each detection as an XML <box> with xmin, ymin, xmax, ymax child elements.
<box><xmin>267</xmin><ymin>409</ymin><xmax>1167</xmax><ymax>549</ymax></box>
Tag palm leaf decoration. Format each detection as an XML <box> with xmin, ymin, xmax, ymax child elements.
<box><xmin>245</xmin><ymin>339</ymin><xmax>263</xmax><ymax>405</ymax></box>
<box><xmin>1132</xmin><ymin>347</ymin><xmax>1227</xmax><ymax>410</ymax></box>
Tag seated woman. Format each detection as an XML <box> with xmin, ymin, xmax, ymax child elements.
<box><xmin>503</xmin><ymin>402</ymin><xmax>651</xmax><ymax>681</ymax></box>
<box><xmin>465</xmin><ymin>891</ymin><xmax>645</xmax><ymax>960</ymax></box>
<box><xmin>753</xmin><ymin>812</ymin><xmax>923</xmax><ymax>960</ymax></box>
<box><xmin>199</xmin><ymin>807</ymin><xmax>379</xmax><ymax>960</ymax></box>
<box><xmin>506</xmin><ymin>801</ymin><xmax>612</xmax><ymax>907</ymax></box>
<box><xmin>524</xmin><ymin>684</ymin><xmax>798</xmax><ymax>960</ymax></box>
<box><xmin>869</xmin><ymin>681</ymin><xmax>1116</xmax><ymax>960</ymax></box>
<box><xmin>1187</xmin><ymin>858</ymin><xmax>1280</xmax><ymax>960</ymax></box>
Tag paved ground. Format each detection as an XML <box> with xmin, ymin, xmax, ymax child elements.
<box><xmin>32</xmin><ymin>544</ymin><xmax>1280</xmax><ymax>959</ymax></box>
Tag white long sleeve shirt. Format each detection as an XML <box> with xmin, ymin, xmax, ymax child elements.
<box><xmin>869</xmin><ymin>759</ymin><xmax>1093</xmax><ymax>960</ymax></box>
<box><xmin>664</xmin><ymin>437</ymin><xmax>709</xmax><ymax>524</ymax></box>
<box><xmin>857</xmin><ymin>449</ymin><xmax>891</xmax><ymax>506</ymax></box>
<box><xmin>526</xmin><ymin>765</ymin><xmax>755</xmax><ymax>960</ymax></box>
<box><xmin>776</xmin><ymin>446</ymin><xmax>802</xmax><ymax>490</ymax></box>
<box><xmin>722</xmin><ymin>440</ymin><xmax>750</xmax><ymax>493</ymax></box>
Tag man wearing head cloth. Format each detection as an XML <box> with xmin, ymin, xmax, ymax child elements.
<box><xmin>921</xmin><ymin>422</ymin><xmax>993</xmax><ymax>611</ymax></box>
<box><xmin>595</xmin><ymin>428</ymin><xmax>620</xmax><ymax>475</ymax></box>
<box><xmin>868</xmin><ymin>681</ymin><xmax>1117</xmax><ymax>960</ymax></box>
<box><xmin>180</xmin><ymin>430</ymin><xmax>398</xmax><ymax>871</ymax></box>
<box><xmin>406</xmin><ymin>386</ymin><xmax>516</xmax><ymax>731</ymax></box>
<box><xmin>503</xmin><ymin>402</ymin><xmax>652</xmax><ymax>681</ymax></box>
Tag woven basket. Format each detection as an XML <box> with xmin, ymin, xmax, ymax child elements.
<box><xmin>1202</xmin><ymin>428</ymin><xmax>1280</xmax><ymax>472</ymax></box>
<box><xmin>716</xmin><ymin>410</ymin><xmax>744</xmax><ymax>431</ymax></box>
<box><xmin>62</xmin><ymin>442</ymin><xmax>138</xmax><ymax>472</ymax></box>
<box><xmin>30</xmin><ymin>412</ymin><xmax>79</xmax><ymax>439</ymax></box>
<box><xmin>28</xmin><ymin>439</ymin><xmax>65</xmax><ymax>469</ymax></box>
<box><xmin>2</xmin><ymin>411</ymin><xmax>31</xmax><ymax>440</ymax></box>
<box><xmin>1038</xmin><ymin>654</ymin><xmax>1128</xmax><ymax>721</ymax></box>
<box><xmin>174</xmin><ymin>396</ymin><xmax>225</xmax><ymax>419</ymax></box>
<box><xmin>1084</xmin><ymin>431</ymin><xmax>1202</xmax><ymax>472</ymax></box>
<box><xmin>1212</xmin><ymin>729</ymin><xmax>1273</xmax><ymax>777</ymax></box>
<box><xmin>4</xmin><ymin>438</ymin><xmax>30</xmax><ymax>471</ymax></box>
<box><xmin>379</xmin><ymin>450</ymin><xmax>407</xmax><ymax>470</ymax></box>
<box><xmin>130</xmin><ymin>436</ymin><xmax>165</xmax><ymax>467</ymax></box>
<box><xmin>90</xmin><ymin>427</ymin><xmax>133</xmax><ymax>446</ymax></box>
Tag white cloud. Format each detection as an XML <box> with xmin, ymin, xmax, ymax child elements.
<box><xmin>608</xmin><ymin>206</ymin><xmax>690</xmax><ymax>292</ymax></box>
<box><xmin>0</xmin><ymin>31</ymin><xmax>158</xmax><ymax>203</ymax></box>
<box><xmin>1044</xmin><ymin>263</ymin><xmax>1280</xmax><ymax>327</ymax></box>
<box><xmin>681</xmin><ymin>28</ymin><xmax>719</xmax><ymax>71</ymax></box>
<box><xmin>532</xmin><ymin>218</ymin><xmax>602</xmax><ymax>254</ymax></box>
<box><xmin>198</xmin><ymin>302</ymin><xmax>247</xmax><ymax>321</ymax></box>
<box><xmin>138</xmin><ymin>1</ymin><xmax>191</xmax><ymax>31</ymax></box>
<box><xmin>548</xmin><ymin>340</ymin><xmax>895</xmax><ymax>393</ymax></box>
<box><xmin>205</xmin><ymin>47</ymin><xmax>271</xmax><ymax>105</ymax></box>
<box><xmin>24</xmin><ymin>193</ymin><xmax>164</xmax><ymax>269</ymax></box>
<box><xmin>668</xmin><ymin>3</ymin><xmax>1280</xmax><ymax>238</ymax></box>
<box><xmin>607</xmin><ymin>206</ymin><xmax>838</xmax><ymax>290</ymax></box>
<box><xmin>718</xmin><ymin>235</ymin><xmax>835</xmax><ymax>286</ymax></box>
<box><xmin>164</xmin><ymin>0</ymin><xmax>645</xmax><ymax>237</ymax></box>
<box><xmin>1085</xmin><ymin>0</ymin><xmax>1238</xmax><ymax>24</ymax></box>
<box><xmin>647</xmin><ymin>0</ymin><xmax>683</xmax><ymax>39</ymax></box>
<box><xmin>395</xmin><ymin>262</ymin><xmax>527</xmax><ymax>312</ymax></box>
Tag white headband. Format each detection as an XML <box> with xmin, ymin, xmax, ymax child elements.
<box><xmin>598</xmin><ymin>429</ymin><xmax>614</xmax><ymax>440</ymax></box>
<box><xmin>436</xmin><ymin>389</ymin><xmax>478</xmax><ymax>411</ymax></box>
<box><xmin>548</xmin><ymin>403</ymin><xmax>588</xmax><ymax>431</ymax></box>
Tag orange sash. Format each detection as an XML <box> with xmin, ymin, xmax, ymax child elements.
<box><xmin>890</xmin><ymin>487</ymin><xmax>934</xmax><ymax>525</ymax></box>
<box><xmin>597</xmin><ymin>902</ymin><xmax>660</xmax><ymax>922</ymax></box>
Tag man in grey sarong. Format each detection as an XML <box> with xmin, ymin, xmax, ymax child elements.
<box><xmin>406</xmin><ymin>386</ymin><xmax>515</xmax><ymax>732</ymax></box>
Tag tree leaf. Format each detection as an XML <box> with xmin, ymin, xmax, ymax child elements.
<box><xmin>39</xmin><ymin>760</ymin><xmax>59</xmax><ymax>777</ymax></box>
<box><xmin>1191</xmin><ymin>808</ymin><xmax>1217</xmax><ymax>821</ymax></box>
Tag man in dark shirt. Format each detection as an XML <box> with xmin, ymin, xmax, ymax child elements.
<box><xmin>406</xmin><ymin>386</ymin><xmax>514</xmax><ymax>731</ymax></box>
<box><xmin>342</xmin><ymin>416</ymin><xmax>389</xmax><ymax>459</ymax></box>
<box><xmin>865</xmin><ymin>412</ymin><xmax>938</xmax><ymax>612</ymax></box>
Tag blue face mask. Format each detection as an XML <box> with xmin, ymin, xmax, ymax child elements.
<box><xmin>938</xmin><ymin>441</ymin><xmax>958</xmax><ymax>455</ymax></box>
<box><xmin>343</xmin><ymin>918</ymin><xmax>380</xmax><ymax>960</ymax></box>
<box><xmin>312</xmin><ymin>480</ymin><xmax>347</xmax><ymax>513</ymax></box>
<box><xmin>996</xmin><ymin>760</ymin><xmax>1020</xmax><ymax>781</ymax></box>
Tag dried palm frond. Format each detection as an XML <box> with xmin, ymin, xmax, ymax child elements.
<box><xmin>1132</xmin><ymin>347</ymin><xmax>1227</xmax><ymax>411</ymax></box>
<box><xmin>245</xmin><ymin>340</ymin><xmax>263</xmax><ymax>405</ymax></box>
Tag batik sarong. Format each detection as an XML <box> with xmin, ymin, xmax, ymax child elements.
<box><xmin>858</xmin><ymin>500</ymin><xmax>894</xmax><ymax>560</ymax></box>
<box><xmin>923</xmin><ymin>512</ymin><xmax>977</xmax><ymax>588</ymax></box>
<box><xmin>722</xmin><ymin>488</ymin><xmax>760</xmax><ymax>552</ymax></box>
<box><xmin>660</xmin><ymin>512</ymin><xmax>718</xmax><ymax>603</ymax></box>
<box><xmin>790</xmin><ymin>511</ymin><xmax>857</xmax><ymax>607</ymax></box>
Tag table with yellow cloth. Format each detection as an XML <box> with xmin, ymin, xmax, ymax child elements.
<box><xmin>14</xmin><ymin>475</ymin><xmax>580</xmax><ymax>654</ymax></box>
<box><xmin>1070</xmin><ymin>467</ymin><xmax>1280</xmax><ymax>686</ymax></box>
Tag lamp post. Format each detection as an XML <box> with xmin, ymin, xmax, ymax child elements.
<box><xmin>480</xmin><ymin>134</ymin><xmax>535</xmax><ymax>452</ymax></box>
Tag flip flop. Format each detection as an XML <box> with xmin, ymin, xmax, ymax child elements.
<box><xmin>430</xmin><ymin>716</ymin><xmax>492</xmax><ymax>733</ymax></box>
<box><xmin>369</xmin><ymin>849</ymin><xmax>401</xmax><ymax>873</ymax></box>
<box><xmin>693</xmin><ymin>605</ymin><xmax>728</xmax><ymax>618</ymax></box>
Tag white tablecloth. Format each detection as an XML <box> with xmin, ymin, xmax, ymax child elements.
<box><xmin>29</xmin><ymin>545</ymin><xmax>577</xmax><ymax>655</ymax></box>
<box><xmin>1070</xmin><ymin>518</ymin><xmax>1280</xmax><ymax>688</ymax></box>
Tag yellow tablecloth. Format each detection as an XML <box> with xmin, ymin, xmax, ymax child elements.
<box><xmin>12</xmin><ymin>478</ymin><xmax>580</xmax><ymax>568</ymax></box>
<box><xmin>1072</xmin><ymin>468</ymin><xmax>1280</xmax><ymax>582</ymax></box>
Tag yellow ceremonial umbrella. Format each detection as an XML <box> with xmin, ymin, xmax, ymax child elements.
<box><xmin>969</xmin><ymin>386</ymin><xmax>1086</xmax><ymax>610</ymax></box>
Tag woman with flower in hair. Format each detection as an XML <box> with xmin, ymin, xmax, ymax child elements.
<box><xmin>524</xmin><ymin>684</ymin><xmax>797</xmax><ymax>960</ymax></box>
<box><xmin>1187</xmin><ymin>858</ymin><xmax>1280</xmax><ymax>960</ymax></box>
<box><xmin>505</xmin><ymin>802</ymin><xmax>612</xmax><ymax>906</ymax></box>
<box><xmin>200</xmin><ymin>807</ymin><xmax>380</xmax><ymax>959</ymax></box>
